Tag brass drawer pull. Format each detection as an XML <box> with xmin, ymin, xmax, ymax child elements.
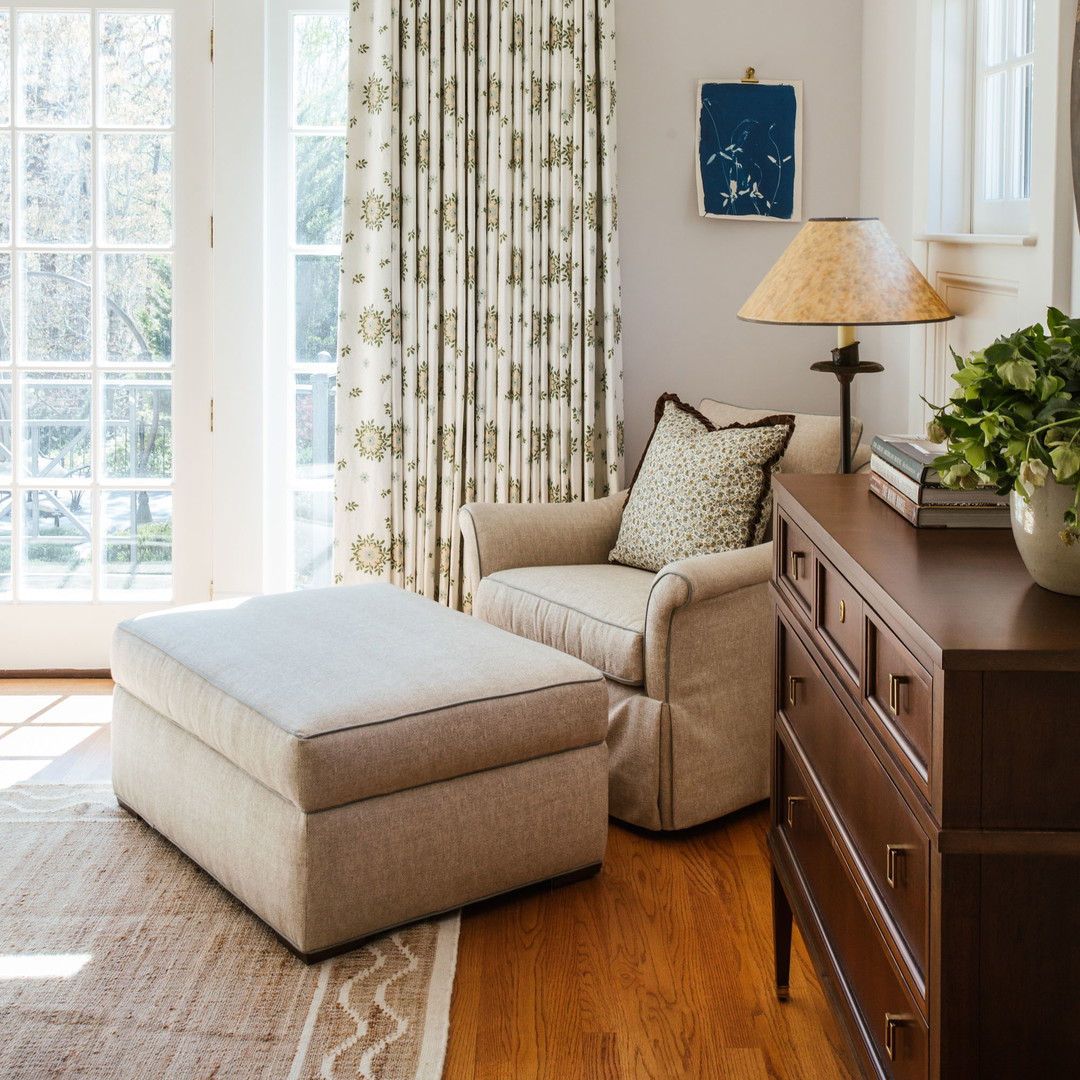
<box><xmin>838</xmin><ymin>599</ymin><xmax>846</xmax><ymax>623</ymax></box>
<box><xmin>785</xmin><ymin>795</ymin><xmax>806</xmax><ymax>828</ymax></box>
<box><xmin>885</xmin><ymin>844</ymin><xmax>911</xmax><ymax>888</ymax></box>
<box><xmin>789</xmin><ymin>551</ymin><xmax>804</xmax><ymax>581</ymax></box>
<box><xmin>884</xmin><ymin>1013</ymin><xmax>912</xmax><ymax>1061</ymax></box>
<box><xmin>787</xmin><ymin>675</ymin><xmax>802</xmax><ymax>706</ymax></box>
<box><xmin>888</xmin><ymin>673</ymin><xmax>907</xmax><ymax>715</ymax></box>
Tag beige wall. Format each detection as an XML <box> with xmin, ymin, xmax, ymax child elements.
<box><xmin>614</xmin><ymin>0</ymin><xmax>867</xmax><ymax>470</ymax></box>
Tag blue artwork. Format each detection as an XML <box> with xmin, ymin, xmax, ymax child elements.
<box><xmin>697</xmin><ymin>80</ymin><xmax>802</xmax><ymax>222</ymax></box>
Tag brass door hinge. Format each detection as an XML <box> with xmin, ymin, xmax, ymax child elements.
<box><xmin>210</xmin><ymin>27</ymin><xmax>214</xmax><ymax>62</ymax></box>
<box><xmin>210</xmin><ymin>398</ymin><xmax>215</xmax><ymax>431</ymax></box>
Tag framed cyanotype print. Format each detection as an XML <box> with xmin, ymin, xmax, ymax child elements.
<box><xmin>696</xmin><ymin>79</ymin><xmax>803</xmax><ymax>222</ymax></box>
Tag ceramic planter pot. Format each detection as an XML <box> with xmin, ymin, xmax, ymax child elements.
<box><xmin>1010</xmin><ymin>482</ymin><xmax>1080</xmax><ymax>595</ymax></box>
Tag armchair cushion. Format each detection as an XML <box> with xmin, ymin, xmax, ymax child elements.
<box><xmin>609</xmin><ymin>394</ymin><xmax>794</xmax><ymax>573</ymax></box>
<box><xmin>697</xmin><ymin>398</ymin><xmax>863</xmax><ymax>475</ymax></box>
<box><xmin>475</xmin><ymin>564</ymin><xmax>655</xmax><ymax>685</ymax></box>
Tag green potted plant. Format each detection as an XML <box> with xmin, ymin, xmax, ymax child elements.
<box><xmin>926</xmin><ymin>307</ymin><xmax>1080</xmax><ymax>594</ymax></box>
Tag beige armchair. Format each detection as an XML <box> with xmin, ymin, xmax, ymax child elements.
<box><xmin>459</xmin><ymin>399</ymin><xmax>866</xmax><ymax>831</ymax></box>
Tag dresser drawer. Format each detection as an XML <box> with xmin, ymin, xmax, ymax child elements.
<box><xmin>776</xmin><ymin>746</ymin><xmax>929</xmax><ymax>1080</ymax></box>
<box><xmin>815</xmin><ymin>553</ymin><xmax>863</xmax><ymax>686</ymax></box>
<box><xmin>778</xmin><ymin>617</ymin><xmax>930</xmax><ymax>991</ymax></box>
<box><xmin>866</xmin><ymin>612</ymin><xmax>934</xmax><ymax>795</ymax></box>
<box><xmin>777</xmin><ymin>511</ymin><xmax>814</xmax><ymax>616</ymax></box>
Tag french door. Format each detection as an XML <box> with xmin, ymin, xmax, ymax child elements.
<box><xmin>0</xmin><ymin>1</ymin><xmax>212</xmax><ymax>668</ymax></box>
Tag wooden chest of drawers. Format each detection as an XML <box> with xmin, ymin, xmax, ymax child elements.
<box><xmin>769</xmin><ymin>474</ymin><xmax>1080</xmax><ymax>1080</ymax></box>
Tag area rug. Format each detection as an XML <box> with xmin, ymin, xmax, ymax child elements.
<box><xmin>0</xmin><ymin>785</ymin><xmax>459</xmax><ymax>1080</ymax></box>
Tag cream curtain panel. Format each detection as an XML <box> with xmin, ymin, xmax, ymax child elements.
<box><xmin>334</xmin><ymin>0</ymin><xmax>623</xmax><ymax>610</ymax></box>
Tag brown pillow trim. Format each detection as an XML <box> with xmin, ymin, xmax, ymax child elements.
<box><xmin>735</xmin><ymin>412</ymin><xmax>796</xmax><ymax>543</ymax></box>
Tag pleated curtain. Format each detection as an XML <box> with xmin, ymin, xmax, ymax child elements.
<box><xmin>334</xmin><ymin>0</ymin><xmax>623</xmax><ymax>610</ymax></box>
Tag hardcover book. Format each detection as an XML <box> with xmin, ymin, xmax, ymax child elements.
<box><xmin>869</xmin><ymin>434</ymin><xmax>949</xmax><ymax>484</ymax></box>
<box><xmin>870</xmin><ymin>453</ymin><xmax>1008</xmax><ymax>507</ymax></box>
<box><xmin>869</xmin><ymin>472</ymin><xmax>1011</xmax><ymax>528</ymax></box>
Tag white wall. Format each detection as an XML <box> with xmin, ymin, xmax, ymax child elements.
<box><xmin>857</xmin><ymin>5</ymin><xmax>923</xmax><ymax>440</ymax></box>
<box><xmin>614</xmin><ymin>0</ymin><xmax>866</xmax><ymax>469</ymax></box>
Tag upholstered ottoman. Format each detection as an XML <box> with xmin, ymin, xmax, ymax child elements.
<box><xmin>110</xmin><ymin>583</ymin><xmax>608</xmax><ymax>962</ymax></box>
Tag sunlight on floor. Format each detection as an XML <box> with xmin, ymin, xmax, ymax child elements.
<box><xmin>3</xmin><ymin>726</ymin><xmax>102</xmax><ymax>757</ymax></box>
<box><xmin>0</xmin><ymin>760</ymin><xmax>54</xmax><ymax>786</ymax></box>
<box><xmin>0</xmin><ymin>954</ymin><xmax>93</xmax><ymax>979</ymax></box>
<box><xmin>34</xmin><ymin>696</ymin><xmax>113</xmax><ymax>726</ymax></box>
<box><xmin>0</xmin><ymin>697</ymin><xmax>59</xmax><ymax>725</ymax></box>
<box><xmin>0</xmin><ymin>688</ymin><xmax>113</xmax><ymax>787</ymax></box>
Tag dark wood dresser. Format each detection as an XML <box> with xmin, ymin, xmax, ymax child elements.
<box><xmin>769</xmin><ymin>473</ymin><xmax>1080</xmax><ymax>1080</ymax></box>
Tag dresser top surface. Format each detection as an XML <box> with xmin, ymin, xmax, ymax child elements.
<box><xmin>774</xmin><ymin>473</ymin><xmax>1080</xmax><ymax>668</ymax></box>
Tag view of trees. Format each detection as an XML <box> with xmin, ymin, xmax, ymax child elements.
<box><xmin>0</xmin><ymin>11</ymin><xmax>175</xmax><ymax>594</ymax></box>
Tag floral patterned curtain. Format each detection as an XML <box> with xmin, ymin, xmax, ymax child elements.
<box><xmin>334</xmin><ymin>0</ymin><xmax>623</xmax><ymax>610</ymax></box>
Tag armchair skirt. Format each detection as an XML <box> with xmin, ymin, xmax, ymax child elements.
<box><xmin>461</xmin><ymin>496</ymin><xmax>774</xmax><ymax>830</ymax></box>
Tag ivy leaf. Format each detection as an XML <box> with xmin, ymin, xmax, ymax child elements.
<box><xmin>1035</xmin><ymin>374</ymin><xmax>1065</xmax><ymax>402</ymax></box>
<box><xmin>953</xmin><ymin>365</ymin><xmax>984</xmax><ymax>387</ymax></box>
<box><xmin>1037</xmin><ymin>396</ymin><xmax>1075</xmax><ymax>422</ymax></box>
<box><xmin>1050</xmin><ymin>445</ymin><xmax>1080</xmax><ymax>482</ymax></box>
<box><xmin>963</xmin><ymin>440</ymin><xmax>990</xmax><ymax>469</ymax></box>
<box><xmin>998</xmin><ymin>358</ymin><xmax>1038</xmax><ymax>391</ymax></box>
<box><xmin>985</xmin><ymin>342</ymin><xmax>1016</xmax><ymax>365</ymax></box>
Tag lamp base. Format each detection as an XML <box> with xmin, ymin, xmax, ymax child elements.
<box><xmin>810</xmin><ymin>342</ymin><xmax>883</xmax><ymax>473</ymax></box>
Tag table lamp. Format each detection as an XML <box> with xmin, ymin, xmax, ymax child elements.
<box><xmin>737</xmin><ymin>217</ymin><xmax>954</xmax><ymax>473</ymax></box>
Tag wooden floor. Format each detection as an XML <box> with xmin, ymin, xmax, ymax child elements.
<box><xmin>2</xmin><ymin>679</ymin><xmax>858</xmax><ymax>1080</ymax></box>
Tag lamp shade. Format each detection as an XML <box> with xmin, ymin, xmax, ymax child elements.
<box><xmin>737</xmin><ymin>217</ymin><xmax>954</xmax><ymax>327</ymax></box>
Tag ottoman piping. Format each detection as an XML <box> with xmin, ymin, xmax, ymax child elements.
<box><xmin>115</xmin><ymin>627</ymin><xmax>606</xmax><ymax>740</ymax></box>
<box><xmin>295</xmin><ymin>676</ymin><xmax>608</xmax><ymax>740</ymax></box>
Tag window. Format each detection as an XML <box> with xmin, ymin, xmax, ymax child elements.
<box><xmin>0</xmin><ymin>9</ymin><xmax>182</xmax><ymax>602</ymax></box>
<box><xmin>972</xmin><ymin>0</ymin><xmax>1034</xmax><ymax>233</ymax></box>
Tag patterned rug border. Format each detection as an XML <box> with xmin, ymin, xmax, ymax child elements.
<box><xmin>0</xmin><ymin>782</ymin><xmax>123</xmax><ymax>821</ymax></box>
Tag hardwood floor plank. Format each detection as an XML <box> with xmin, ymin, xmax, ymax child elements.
<box><xmin>446</xmin><ymin>809</ymin><xmax>858</xmax><ymax>1080</ymax></box>
<box><xmin>0</xmin><ymin>678</ymin><xmax>113</xmax><ymax>695</ymax></box>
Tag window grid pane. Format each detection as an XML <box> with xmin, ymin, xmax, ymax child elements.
<box><xmin>1011</xmin><ymin>62</ymin><xmax>1032</xmax><ymax>201</ymax></box>
<box><xmin>982</xmin><ymin>70</ymin><xmax>1006</xmax><ymax>202</ymax></box>
<box><xmin>21</xmin><ymin>487</ymin><xmax>92</xmax><ymax>597</ymax></box>
<box><xmin>1015</xmin><ymin>0</ymin><xmax>1034</xmax><ymax>58</ymax></box>
<box><xmin>983</xmin><ymin>0</ymin><xmax>1007</xmax><ymax>65</ymax></box>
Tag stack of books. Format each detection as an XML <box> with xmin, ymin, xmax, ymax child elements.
<box><xmin>869</xmin><ymin>435</ymin><xmax>1011</xmax><ymax>528</ymax></box>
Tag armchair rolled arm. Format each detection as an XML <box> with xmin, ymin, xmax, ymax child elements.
<box><xmin>460</xmin><ymin>491</ymin><xmax>627</xmax><ymax>592</ymax></box>
<box><xmin>650</xmin><ymin>541</ymin><xmax>775</xmax><ymax>608</ymax></box>
<box><xmin>643</xmin><ymin>541</ymin><xmax>775</xmax><ymax>697</ymax></box>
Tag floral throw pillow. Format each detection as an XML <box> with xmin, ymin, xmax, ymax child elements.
<box><xmin>609</xmin><ymin>394</ymin><xmax>795</xmax><ymax>572</ymax></box>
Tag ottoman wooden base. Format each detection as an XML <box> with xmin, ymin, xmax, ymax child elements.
<box><xmin>110</xmin><ymin>584</ymin><xmax>609</xmax><ymax>960</ymax></box>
